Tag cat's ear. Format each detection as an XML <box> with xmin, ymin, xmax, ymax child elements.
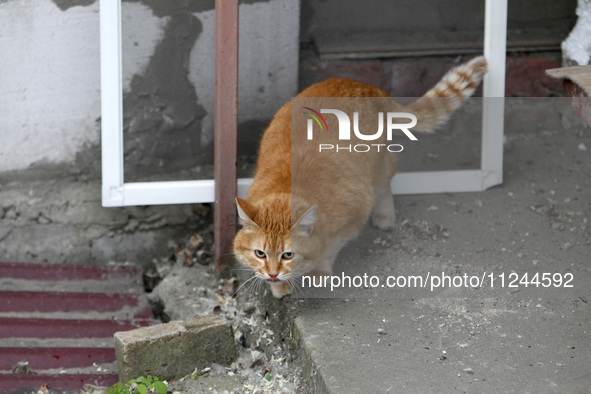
<box><xmin>236</xmin><ymin>197</ymin><xmax>258</xmax><ymax>227</ymax></box>
<box><xmin>293</xmin><ymin>205</ymin><xmax>317</xmax><ymax>237</ymax></box>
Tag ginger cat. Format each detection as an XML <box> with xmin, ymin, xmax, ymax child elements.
<box><xmin>233</xmin><ymin>57</ymin><xmax>488</xmax><ymax>298</ymax></box>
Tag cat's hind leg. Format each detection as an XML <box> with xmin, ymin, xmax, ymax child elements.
<box><xmin>371</xmin><ymin>186</ymin><xmax>396</xmax><ymax>230</ymax></box>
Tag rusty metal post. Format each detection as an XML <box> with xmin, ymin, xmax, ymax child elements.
<box><xmin>214</xmin><ymin>0</ymin><xmax>239</xmax><ymax>277</ymax></box>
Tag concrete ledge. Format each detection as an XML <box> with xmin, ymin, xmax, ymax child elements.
<box><xmin>0</xmin><ymin>181</ymin><xmax>204</xmax><ymax>266</ymax></box>
<box><xmin>114</xmin><ymin>316</ymin><xmax>237</xmax><ymax>382</ymax></box>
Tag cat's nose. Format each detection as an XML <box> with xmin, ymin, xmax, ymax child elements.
<box><xmin>267</xmin><ymin>273</ymin><xmax>280</xmax><ymax>282</ymax></box>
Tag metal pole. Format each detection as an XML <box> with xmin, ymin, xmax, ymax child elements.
<box><xmin>214</xmin><ymin>0</ymin><xmax>239</xmax><ymax>277</ymax></box>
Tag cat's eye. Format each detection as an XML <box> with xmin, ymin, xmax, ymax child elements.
<box><xmin>254</xmin><ymin>249</ymin><xmax>266</xmax><ymax>258</ymax></box>
<box><xmin>281</xmin><ymin>251</ymin><xmax>293</xmax><ymax>260</ymax></box>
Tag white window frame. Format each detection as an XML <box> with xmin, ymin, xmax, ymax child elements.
<box><xmin>100</xmin><ymin>0</ymin><xmax>507</xmax><ymax>207</ymax></box>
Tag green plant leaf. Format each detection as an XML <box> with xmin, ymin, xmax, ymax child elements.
<box><xmin>107</xmin><ymin>382</ymin><xmax>124</xmax><ymax>394</ymax></box>
<box><xmin>265</xmin><ymin>374</ymin><xmax>273</xmax><ymax>382</ymax></box>
<box><xmin>145</xmin><ymin>379</ymin><xmax>154</xmax><ymax>389</ymax></box>
<box><xmin>154</xmin><ymin>380</ymin><xmax>168</xmax><ymax>394</ymax></box>
<box><xmin>137</xmin><ymin>384</ymin><xmax>148</xmax><ymax>394</ymax></box>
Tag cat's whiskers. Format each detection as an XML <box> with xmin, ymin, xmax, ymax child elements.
<box><xmin>287</xmin><ymin>276</ymin><xmax>304</xmax><ymax>298</ymax></box>
<box><xmin>232</xmin><ymin>275</ymin><xmax>258</xmax><ymax>296</ymax></box>
<box><xmin>253</xmin><ymin>276</ymin><xmax>265</xmax><ymax>294</ymax></box>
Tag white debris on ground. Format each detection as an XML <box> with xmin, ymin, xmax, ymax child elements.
<box><xmin>561</xmin><ymin>0</ymin><xmax>591</xmax><ymax>66</ymax></box>
<box><xmin>147</xmin><ymin>220</ymin><xmax>304</xmax><ymax>393</ymax></box>
<box><xmin>164</xmin><ymin>271</ymin><xmax>303</xmax><ymax>393</ymax></box>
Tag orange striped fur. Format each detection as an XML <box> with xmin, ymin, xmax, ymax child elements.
<box><xmin>233</xmin><ymin>56</ymin><xmax>487</xmax><ymax>298</ymax></box>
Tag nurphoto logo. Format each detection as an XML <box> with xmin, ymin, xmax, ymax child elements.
<box><xmin>303</xmin><ymin>107</ymin><xmax>418</xmax><ymax>153</ymax></box>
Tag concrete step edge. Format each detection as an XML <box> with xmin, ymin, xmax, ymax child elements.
<box><xmin>0</xmin><ymin>278</ymin><xmax>145</xmax><ymax>294</ymax></box>
<box><xmin>0</xmin><ymin>308</ymin><xmax>154</xmax><ymax>321</ymax></box>
<box><xmin>0</xmin><ymin>261</ymin><xmax>142</xmax><ymax>281</ymax></box>
<box><xmin>0</xmin><ymin>317</ymin><xmax>156</xmax><ymax>339</ymax></box>
<box><xmin>0</xmin><ymin>347</ymin><xmax>116</xmax><ymax>370</ymax></box>
<box><xmin>0</xmin><ymin>337</ymin><xmax>117</xmax><ymax>348</ymax></box>
<box><xmin>0</xmin><ymin>361</ymin><xmax>118</xmax><ymax>375</ymax></box>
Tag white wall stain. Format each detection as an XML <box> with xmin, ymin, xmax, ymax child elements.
<box><xmin>121</xmin><ymin>3</ymin><xmax>169</xmax><ymax>92</ymax></box>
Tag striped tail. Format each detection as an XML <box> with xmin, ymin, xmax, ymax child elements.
<box><xmin>405</xmin><ymin>56</ymin><xmax>488</xmax><ymax>132</ymax></box>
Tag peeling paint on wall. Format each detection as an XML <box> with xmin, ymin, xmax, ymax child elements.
<box><xmin>123</xmin><ymin>10</ymin><xmax>206</xmax><ymax>181</ymax></box>
<box><xmin>51</xmin><ymin>0</ymin><xmax>96</xmax><ymax>11</ymax></box>
<box><xmin>122</xmin><ymin>3</ymin><xmax>170</xmax><ymax>92</ymax></box>
<box><xmin>0</xmin><ymin>0</ymin><xmax>299</xmax><ymax>180</ymax></box>
<box><xmin>121</xmin><ymin>0</ymin><xmax>300</xmax><ymax>181</ymax></box>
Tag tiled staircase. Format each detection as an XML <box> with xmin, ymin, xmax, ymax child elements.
<box><xmin>0</xmin><ymin>262</ymin><xmax>156</xmax><ymax>393</ymax></box>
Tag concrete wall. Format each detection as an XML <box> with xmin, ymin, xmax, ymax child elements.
<box><xmin>1</xmin><ymin>0</ymin><xmax>299</xmax><ymax>181</ymax></box>
<box><xmin>0</xmin><ymin>0</ymin><xmax>299</xmax><ymax>265</ymax></box>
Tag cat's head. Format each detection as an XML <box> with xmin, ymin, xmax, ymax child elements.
<box><xmin>233</xmin><ymin>196</ymin><xmax>319</xmax><ymax>295</ymax></box>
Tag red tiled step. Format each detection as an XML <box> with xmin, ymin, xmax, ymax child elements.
<box><xmin>0</xmin><ymin>318</ymin><xmax>151</xmax><ymax>339</ymax></box>
<box><xmin>0</xmin><ymin>290</ymin><xmax>152</xmax><ymax>317</ymax></box>
<box><xmin>1</xmin><ymin>262</ymin><xmax>154</xmax><ymax>393</ymax></box>
<box><xmin>0</xmin><ymin>261</ymin><xmax>142</xmax><ymax>281</ymax></box>
<box><xmin>0</xmin><ymin>347</ymin><xmax>116</xmax><ymax>370</ymax></box>
<box><xmin>0</xmin><ymin>372</ymin><xmax>119</xmax><ymax>394</ymax></box>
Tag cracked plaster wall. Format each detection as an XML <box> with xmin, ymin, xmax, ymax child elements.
<box><xmin>0</xmin><ymin>0</ymin><xmax>299</xmax><ymax>265</ymax></box>
<box><xmin>0</xmin><ymin>0</ymin><xmax>298</xmax><ymax>177</ymax></box>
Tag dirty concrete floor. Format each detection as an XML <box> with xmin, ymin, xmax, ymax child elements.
<box><xmin>287</xmin><ymin>98</ymin><xmax>591</xmax><ymax>393</ymax></box>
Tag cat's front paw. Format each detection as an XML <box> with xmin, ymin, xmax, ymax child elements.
<box><xmin>270</xmin><ymin>281</ymin><xmax>292</xmax><ymax>298</ymax></box>
<box><xmin>371</xmin><ymin>213</ymin><xmax>396</xmax><ymax>230</ymax></box>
